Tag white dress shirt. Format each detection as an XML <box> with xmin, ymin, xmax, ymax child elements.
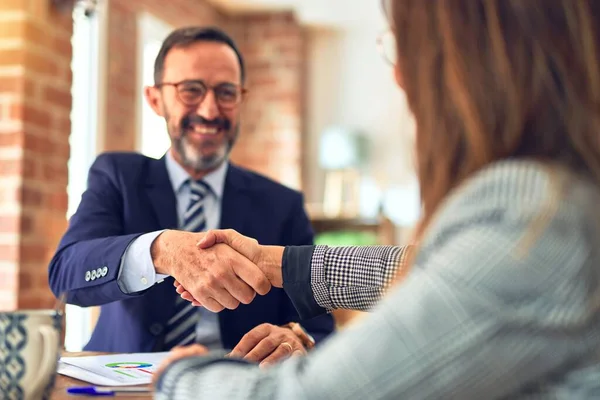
<box><xmin>117</xmin><ymin>150</ymin><xmax>229</xmax><ymax>349</ymax></box>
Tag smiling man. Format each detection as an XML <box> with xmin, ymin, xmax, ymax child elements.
<box><xmin>48</xmin><ymin>27</ymin><xmax>334</xmax><ymax>362</ymax></box>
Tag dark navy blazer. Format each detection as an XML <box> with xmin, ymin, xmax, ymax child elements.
<box><xmin>48</xmin><ymin>152</ymin><xmax>334</xmax><ymax>352</ymax></box>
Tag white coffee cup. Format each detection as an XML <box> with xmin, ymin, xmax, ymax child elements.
<box><xmin>0</xmin><ymin>310</ymin><xmax>62</xmax><ymax>400</ymax></box>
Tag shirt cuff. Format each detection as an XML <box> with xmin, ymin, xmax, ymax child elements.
<box><xmin>282</xmin><ymin>245</ymin><xmax>327</xmax><ymax>320</ymax></box>
<box><xmin>310</xmin><ymin>245</ymin><xmax>334</xmax><ymax>311</ymax></box>
<box><xmin>117</xmin><ymin>230</ymin><xmax>169</xmax><ymax>294</ymax></box>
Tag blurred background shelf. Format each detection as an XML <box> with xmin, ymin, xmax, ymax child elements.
<box><xmin>310</xmin><ymin>215</ymin><xmax>396</xmax><ymax>246</ymax></box>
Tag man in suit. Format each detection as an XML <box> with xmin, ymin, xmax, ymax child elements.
<box><xmin>48</xmin><ymin>26</ymin><xmax>334</xmax><ymax>362</ymax></box>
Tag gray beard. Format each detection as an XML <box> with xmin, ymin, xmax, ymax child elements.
<box><xmin>172</xmin><ymin>125</ymin><xmax>238</xmax><ymax>172</ymax></box>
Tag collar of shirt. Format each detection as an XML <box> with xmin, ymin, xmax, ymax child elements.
<box><xmin>164</xmin><ymin>149</ymin><xmax>228</xmax><ymax>199</ymax></box>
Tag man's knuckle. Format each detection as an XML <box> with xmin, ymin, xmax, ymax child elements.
<box><xmin>196</xmin><ymin>286</ymin><xmax>211</xmax><ymax>298</ymax></box>
<box><xmin>200</xmin><ymin>251</ymin><xmax>215</xmax><ymax>265</ymax></box>
<box><xmin>251</xmin><ymin>274</ymin><xmax>266</xmax><ymax>287</ymax></box>
<box><xmin>263</xmin><ymin>336</ymin><xmax>278</xmax><ymax>349</ymax></box>
<box><xmin>241</xmin><ymin>333</ymin><xmax>254</xmax><ymax>344</ymax></box>
<box><xmin>257</xmin><ymin>323</ymin><xmax>271</xmax><ymax>332</ymax></box>
<box><xmin>213</xmin><ymin>269</ymin><xmax>228</xmax><ymax>281</ymax></box>
<box><xmin>204</xmin><ymin>275</ymin><xmax>217</xmax><ymax>293</ymax></box>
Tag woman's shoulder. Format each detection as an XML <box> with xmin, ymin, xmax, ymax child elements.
<box><xmin>423</xmin><ymin>160</ymin><xmax>600</xmax><ymax>252</ymax></box>
<box><xmin>441</xmin><ymin>160</ymin><xmax>597</xmax><ymax>221</ymax></box>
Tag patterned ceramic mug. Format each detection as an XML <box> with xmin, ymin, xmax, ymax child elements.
<box><xmin>0</xmin><ymin>310</ymin><xmax>62</xmax><ymax>400</ymax></box>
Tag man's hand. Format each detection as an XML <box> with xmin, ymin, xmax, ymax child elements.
<box><xmin>153</xmin><ymin>344</ymin><xmax>209</xmax><ymax>384</ymax></box>
<box><xmin>172</xmin><ymin>229</ymin><xmax>285</xmax><ymax>307</ymax></box>
<box><xmin>151</xmin><ymin>230</ymin><xmax>271</xmax><ymax>312</ymax></box>
<box><xmin>175</xmin><ymin>281</ymin><xmax>202</xmax><ymax>307</ymax></box>
<box><xmin>228</xmin><ymin>323</ymin><xmax>306</xmax><ymax>368</ymax></box>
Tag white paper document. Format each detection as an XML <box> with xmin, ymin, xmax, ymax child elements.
<box><xmin>58</xmin><ymin>352</ymin><xmax>170</xmax><ymax>386</ymax></box>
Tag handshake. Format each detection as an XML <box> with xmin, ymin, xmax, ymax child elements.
<box><xmin>150</xmin><ymin>229</ymin><xmax>284</xmax><ymax>313</ymax></box>
<box><xmin>150</xmin><ymin>229</ymin><xmax>314</xmax><ymax>366</ymax></box>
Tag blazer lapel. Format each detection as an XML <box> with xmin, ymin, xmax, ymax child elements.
<box><xmin>145</xmin><ymin>156</ymin><xmax>179</xmax><ymax>229</ymax></box>
<box><xmin>219</xmin><ymin>164</ymin><xmax>252</xmax><ymax>233</ymax></box>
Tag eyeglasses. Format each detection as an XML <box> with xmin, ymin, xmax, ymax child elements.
<box><xmin>377</xmin><ymin>30</ymin><xmax>396</xmax><ymax>65</ymax></box>
<box><xmin>156</xmin><ymin>80</ymin><xmax>247</xmax><ymax>109</ymax></box>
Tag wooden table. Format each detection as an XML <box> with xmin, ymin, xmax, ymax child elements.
<box><xmin>52</xmin><ymin>352</ymin><xmax>152</xmax><ymax>399</ymax></box>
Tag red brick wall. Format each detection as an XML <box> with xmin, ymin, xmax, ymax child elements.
<box><xmin>0</xmin><ymin>0</ymin><xmax>72</xmax><ymax>310</ymax></box>
<box><xmin>229</xmin><ymin>12</ymin><xmax>305</xmax><ymax>189</ymax></box>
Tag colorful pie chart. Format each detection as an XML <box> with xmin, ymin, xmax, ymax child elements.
<box><xmin>105</xmin><ymin>362</ymin><xmax>153</xmax><ymax>369</ymax></box>
<box><xmin>104</xmin><ymin>361</ymin><xmax>154</xmax><ymax>376</ymax></box>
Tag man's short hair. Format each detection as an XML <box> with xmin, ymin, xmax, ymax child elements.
<box><xmin>153</xmin><ymin>26</ymin><xmax>245</xmax><ymax>85</ymax></box>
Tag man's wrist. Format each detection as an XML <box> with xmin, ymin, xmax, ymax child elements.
<box><xmin>258</xmin><ymin>245</ymin><xmax>285</xmax><ymax>287</ymax></box>
<box><xmin>151</xmin><ymin>230</ymin><xmax>172</xmax><ymax>275</ymax></box>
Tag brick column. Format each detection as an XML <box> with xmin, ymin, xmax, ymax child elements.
<box><xmin>229</xmin><ymin>12</ymin><xmax>305</xmax><ymax>190</ymax></box>
<box><xmin>0</xmin><ymin>0</ymin><xmax>72</xmax><ymax>310</ymax></box>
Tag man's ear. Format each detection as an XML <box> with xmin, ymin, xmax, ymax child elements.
<box><xmin>144</xmin><ymin>86</ymin><xmax>165</xmax><ymax>117</ymax></box>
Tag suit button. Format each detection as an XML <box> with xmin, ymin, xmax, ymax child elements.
<box><xmin>102</xmin><ymin>266</ymin><xmax>108</xmax><ymax>276</ymax></box>
<box><xmin>85</xmin><ymin>271</ymin><xmax>91</xmax><ymax>282</ymax></box>
<box><xmin>96</xmin><ymin>268</ymin><xmax>102</xmax><ymax>277</ymax></box>
<box><xmin>91</xmin><ymin>270</ymin><xmax>97</xmax><ymax>280</ymax></box>
<box><xmin>149</xmin><ymin>323</ymin><xmax>163</xmax><ymax>336</ymax></box>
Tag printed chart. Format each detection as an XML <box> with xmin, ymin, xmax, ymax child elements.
<box><xmin>59</xmin><ymin>352</ymin><xmax>170</xmax><ymax>386</ymax></box>
<box><xmin>105</xmin><ymin>361</ymin><xmax>156</xmax><ymax>379</ymax></box>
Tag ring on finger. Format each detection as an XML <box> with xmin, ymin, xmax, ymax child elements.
<box><xmin>280</xmin><ymin>342</ymin><xmax>293</xmax><ymax>353</ymax></box>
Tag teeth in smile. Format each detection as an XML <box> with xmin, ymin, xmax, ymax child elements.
<box><xmin>192</xmin><ymin>125</ymin><xmax>218</xmax><ymax>135</ymax></box>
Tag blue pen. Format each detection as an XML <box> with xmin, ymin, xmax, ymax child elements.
<box><xmin>67</xmin><ymin>386</ymin><xmax>150</xmax><ymax>396</ymax></box>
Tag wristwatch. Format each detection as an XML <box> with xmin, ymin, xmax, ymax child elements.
<box><xmin>282</xmin><ymin>322</ymin><xmax>315</xmax><ymax>350</ymax></box>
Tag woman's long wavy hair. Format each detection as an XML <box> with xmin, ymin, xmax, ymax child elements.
<box><xmin>385</xmin><ymin>0</ymin><xmax>600</xmax><ymax>241</ymax></box>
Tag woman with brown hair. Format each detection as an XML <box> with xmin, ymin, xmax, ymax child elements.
<box><xmin>155</xmin><ymin>0</ymin><xmax>600</xmax><ymax>398</ymax></box>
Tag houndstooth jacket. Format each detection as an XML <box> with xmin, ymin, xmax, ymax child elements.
<box><xmin>155</xmin><ymin>160</ymin><xmax>600</xmax><ymax>399</ymax></box>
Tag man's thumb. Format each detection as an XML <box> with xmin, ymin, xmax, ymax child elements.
<box><xmin>196</xmin><ymin>230</ymin><xmax>218</xmax><ymax>248</ymax></box>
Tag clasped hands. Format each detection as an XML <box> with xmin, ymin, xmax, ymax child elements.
<box><xmin>151</xmin><ymin>228</ymin><xmax>283</xmax><ymax>311</ymax></box>
<box><xmin>151</xmin><ymin>229</ymin><xmax>306</xmax><ymax>368</ymax></box>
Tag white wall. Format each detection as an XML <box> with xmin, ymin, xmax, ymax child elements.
<box><xmin>137</xmin><ymin>12</ymin><xmax>174</xmax><ymax>158</ymax></box>
<box><xmin>304</xmin><ymin>25</ymin><xmax>418</xmax><ymax>224</ymax></box>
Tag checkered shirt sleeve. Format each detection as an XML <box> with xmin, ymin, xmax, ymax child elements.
<box><xmin>311</xmin><ymin>244</ymin><xmax>412</xmax><ymax>312</ymax></box>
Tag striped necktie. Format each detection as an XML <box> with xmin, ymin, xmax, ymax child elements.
<box><xmin>163</xmin><ymin>180</ymin><xmax>210</xmax><ymax>350</ymax></box>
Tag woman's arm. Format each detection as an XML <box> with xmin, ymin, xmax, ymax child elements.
<box><xmin>283</xmin><ymin>244</ymin><xmax>413</xmax><ymax>320</ymax></box>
